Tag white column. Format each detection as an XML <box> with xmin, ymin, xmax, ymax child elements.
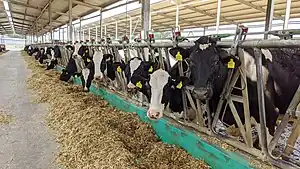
<box><xmin>216</xmin><ymin>0</ymin><xmax>222</xmax><ymax>34</ymax></box>
<box><xmin>283</xmin><ymin>0</ymin><xmax>291</xmax><ymax>29</ymax></box>
<box><xmin>95</xmin><ymin>26</ymin><xmax>98</xmax><ymax>42</ymax></box>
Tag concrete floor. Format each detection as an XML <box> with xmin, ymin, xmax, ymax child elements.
<box><xmin>0</xmin><ymin>51</ymin><xmax>59</xmax><ymax>169</ymax></box>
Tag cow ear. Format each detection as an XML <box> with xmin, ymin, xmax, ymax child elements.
<box><xmin>174</xmin><ymin>76</ymin><xmax>190</xmax><ymax>89</ymax></box>
<box><xmin>113</xmin><ymin>62</ymin><xmax>126</xmax><ymax>72</ymax></box>
<box><xmin>221</xmin><ymin>55</ymin><xmax>241</xmax><ymax>69</ymax></box>
<box><xmin>169</xmin><ymin>47</ymin><xmax>190</xmax><ymax>59</ymax></box>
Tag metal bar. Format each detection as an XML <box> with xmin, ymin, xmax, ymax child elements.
<box><xmin>95</xmin><ymin>26</ymin><xmax>98</xmax><ymax>43</ymax></box>
<box><xmin>100</xmin><ymin>9</ymin><xmax>103</xmax><ymax>40</ymax></box>
<box><xmin>59</xmin><ymin>28</ymin><xmax>61</xmax><ymax>41</ymax></box>
<box><xmin>283</xmin><ymin>0</ymin><xmax>292</xmax><ymax>30</ymax></box>
<box><xmin>216</xmin><ymin>0</ymin><xmax>221</xmax><ymax>34</ymax></box>
<box><xmin>115</xmin><ymin>21</ymin><xmax>118</xmax><ymax>40</ymax></box>
<box><xmin>82</xmin><ymin>30</ymin><xmax>84</xmax><ymax>41</ymax></box>
<box><xmin>142</xmin><ymin>0</ymin><xmax>150</xmax><ymax>40</ymax></box>
<box><xmin>49</xmin><ymin>1</ymin><xmax>52</xmax><ymax>43</ymax></box>
<box><xmin>79</xmin><ymin>17</ymin><xmax>82</xmax><ymax>41</ymax></box>
<box><xmin>175</xmin><ymin>4</ymin><xmax>179</xmax><ymax>27</ymax></box>
<box><xmin>73</xmin><ymin>0</ymin><xmax>101</xmax><ymax>10</ymax></box>
<box><xmin>129</xmin><ymin>16</ymin><xmax>132</xmax><ymax>42</ymax></box>
<box><xmin>89</xmin><ymin>28</ymin><xmax>91</xmax><ymax>41</ymax></box>
<box><xmin>264</xmin><ymin>0</ymin><xmax>274</xmax><ymax>39</ymax></box>
<box><xmin>254</xmin><ymin>48</ymin><xmax>268</xmax><ymax>156</ymax></box>
<box><xmin>69</xmin><ymin>0</ymin><xmax>73</xmax><ymax>43</ymax></box>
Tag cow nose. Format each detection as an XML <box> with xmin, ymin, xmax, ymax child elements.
<box><xmin>147</xmin><ymin>110</ymin><xmax>163</xmax><ymax>120</ymax></box>
<box><xmin>193</xmin><ymin>87</ymin><xmax>212</xmax><ymax>100</ymax></box>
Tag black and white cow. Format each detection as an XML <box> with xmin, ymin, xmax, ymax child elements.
<box><xmin>46</xmin><ymin>45</ymin><xmax>61</xmax><ymax>70</ymax></box>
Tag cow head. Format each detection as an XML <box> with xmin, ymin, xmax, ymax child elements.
<box><xmin>189</xmin><ymin>36</ymin><xmax>239</xmax><ymax>100</ymax></box>
<box><xmin>146</xmin><ymin>69</ymin><xmax>190</xmax><ymax>120</ymax></box>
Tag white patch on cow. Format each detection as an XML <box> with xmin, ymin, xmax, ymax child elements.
<box><xmin>243</xmin><ymin>49</ymin><xmax>270</xmax><ymax>87</ymax></box>
<box><xmin>130</xmin><ymin>57</ymin><xmax>142</xmax><ymax>75</ymax></box>
<box><xmin>199</xmin><ymin>43</ymin><xmax>211</xmax><ymax>50</ymax></box>
<box><xmin>93</xmin><ymin>51</ymin><xmax>102</xmax><ymax>78</ymax></box>
<box><xmin>82</xmin><ymin>68</ymin><xmax>90</xmax><ymax>91</ymax></box>
<box><xmin>74</xmin><ymin>43</ymin><xmax>81</xmax><ymax>56</ymax></box>
<box><xmin>127</xmin><ymin>82</ymin><xmax>136</xmax><ymax>89</ymax></box>
<box><xmin>50</xmin><ymin>49</ymin><xmax>55</xmax><ymax>60</ymax></box>
<box><xmin>147</xmin><ymin>69</ymin><xmax>170</xmax><ymax>119</ymax></box>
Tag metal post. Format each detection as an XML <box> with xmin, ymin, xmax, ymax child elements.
<box><xmin>216</xmin><ymin>0</ymin><xmax>221</xmax><ymax>34</ymax></box>
<box><xmin>77</xmin><ymin>29</ymin><xmax>80</xmax><ymax>41</ymax></box>
<box><xmin>175</xmin><ymin>4</ymin><xmax>179</xmax><ymax>27</ymax></box>
<box><xmin>264</xmin><ymin>0</ymin><xmax>274</xmax><ymax>39</ymax></box>
<box><xmin>95</xmin><ymin>26</ymin><xmax>98</xmax><ymax>43</ymax></box>
<box><xmin>49</xmin><ymin>1</ymin><xmax>52</xmax><ymax>43</ymax></box>
<box><xmin>59</xmin><ymin>28</ymin><xmax>61</xmax><ymax>41</ymax></box>
<box><xmin>254</xmin><ymin>48</ymin><xmax>268</xmax><ymax>157</ymax></box>
<box><xmin>104</xmin><ymin>25</ymin><xmax>107</xmax><ymax>36</ymax></box>
<box><xmin>79</xmin><ymin>17</ymin><xmax>82</xmax><ymax>41</ymax></box>
<box><xmin>129</xmin><ymin>16</ymin><xmax>132</xmax><ymax>42</ymax></box>
<box><xmin>142</xmin><ymin>0</ymin><xmax>150</xmax><ymax>40</ymax></box>
<box><xmin>89</xmin><ymin>28</ymin><xmax>91</xmax><ymax>41</ymax></box>
<box><xmin>82</xmin><ymin>30</ymin><xmax>85</xmax><ymax>41</ymax></box>
<box><xmin>68</xmin><ymin>0</ymin><xmax>73</xmax><ymax>43</ymax></box>
<box><xmin>283</xmin><ymin>0</ymin><xmax>291</xmax><ymax>30</ymax></box>
<box><xmin>203</xmin><ymin>26</ymin><xmax>207</xmax><ymax>35</ymax></box>
<box><xmin>99</xmin><ymin>9</ymin><xmax>103</xmax><ymax>40</ymax></box>
<box><xmin>62</xmin><ymin>28</ymin><xmax>64</xmax><ymax>42</ymax></box>
<box><xmin>115</xmin><ymin>21</ymin><xmax>118</xmax><ymax>40</ymax></box>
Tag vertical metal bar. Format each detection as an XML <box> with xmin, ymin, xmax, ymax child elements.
<box><xmin>115</xmin><ymin>21</ymin><xmax>118</xmax><ymax>40</ymax></box>
<box><xmin>62</xmin><ymin>28</ymin><xmax>64</xmax><ymax>42</ymax></box>
<box><xmin>59</xmin><ymin>28</ymin><xmax>61</xmax><ymax>41</ymax></box>
<box><xmin>254</xmin><ymin>48</ymin><xmax>268</xmax><ymax>156</ymax></box>
<box><xmin>203</xmin><ymin>26</ymin><xmax>207</xmax><ymax>36</ymax></box>
<box><xmin>283</xmin><ymin>0</ymin><xmax>291</xmax><ymax>30</ymax></box>
<box><xmin>69</xmin><ymin>0</ymin><xmax>73</xmax><ymax>43</ymax></box>
<box><xmin>142</xmin><ymin>0</ymin><xmax>150</xmax><ymax>40</ymax></box>
<box><xmin>99</xmin><ymin>9</ymin><xmax>102</xmax><ymax>40</ymax></box>
<box><xmin>175</xmin><ymin>4</ymin><xmax>179</xmax><ymax>27</ymax></box>
<box><xmin>89</xmin><ymin>28</ymin><xmax>91</xmax><ymax>41</ymax></box>
<box><xmin>164</xmin><ymin>47</ymin><xmax>171</xmax><ymax>70</ymax></box>
<box><xmin>82</xmin><ymin>30</ymin><xmax>85</xmax><ymax>41</ymax></box>
<box><xmin>129</xmin><ymin>16</ymin><xmax>132</xmax><ymax>42</ymax></box>
<box><xmin>95</xmin><ymin>26</ymin><xmax>98</xmax><ymax>43</ymax></box>
<box><xmin>216</xmin><ymin>0</ymin><xmax>221</xmax><ymax>34</ymax></box>
<box><xmin>49</xmin><ymin>1</ymin><xmax>52</xmax><ymax>43</ymax></box>
<box><xmin>79</xmin><ymin>17</ymin><xmax>82</xmax><ymax>41</ymax></box>
<box><xmin>264</xmin><ymin>0</ymin><xmax>274</xmax><ymax>39</ymax></box>
<box><xmin>104</xmin><ymin>25</ymin><xmax>107</xmax><ymax>36</ymax></box>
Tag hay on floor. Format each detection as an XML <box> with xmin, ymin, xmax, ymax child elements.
<box><xmin>24</xmin><ymin>54</ymin><xmax>210</xmax><ymax>169</ymax></box>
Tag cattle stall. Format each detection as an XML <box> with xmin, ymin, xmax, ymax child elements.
<box><xmin>27</xmin><ymin>34</ymin><xmax>300</xmax><ymax>169</ymax></box>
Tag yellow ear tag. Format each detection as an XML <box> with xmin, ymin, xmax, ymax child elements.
<box><xmin>87</xmin><ymin>58</ymin><xmax>91</xmax><ymax>62</ymax></box>
<box><xmin>176</xmin><ymin>51</ymin><xmax>183</xmax><ymax>61</ymax></box>
<box><xmin>75</xmin><ymin>74</ymin><xmax>78</xmax><ymax>78</ymax></box>
<box><xmin>227</xmin><ymin>59</ymin><xmax>235</xmax><ymax>69</ymax></box>
<box><xmin>117</xmin><ymin>66</ymin><xmax>122</xmax><ymax>72</ymax></box>
<box><xmin>148</xmin><ymin>66</ymin><xmax>153</xmax><ymax>73</ymax></box>
<box><xmin>85</xmin><ymin>50</ymin><xmax>88</xmax><ymax>53</ymax></box>
<box><xmin>176</xmin><ymin>81</ymin><xmax>183</xmax><ymax>89</ymax></box>
<box><xmin>136</xmin><ymin>81</ymin><xmax>142</xmax><ymax>89</ymax></box>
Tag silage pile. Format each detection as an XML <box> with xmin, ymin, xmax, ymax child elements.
<box><xmin>24</xmin><ymin>55</ymin><xmax>210</xmax><ymax>169</ymax></box>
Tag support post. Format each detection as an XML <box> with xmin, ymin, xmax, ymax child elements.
<box><xmin>104</xmin><ymin>25</ymin><xmax>107</xmax><ymax>36</ymax></box>
<box><xmin>141</xmin><ymin>0</ymin><xmax>150</xmax><ymax>40</ymax></box>
<box><xmin>283</xmin><ymin>0</ymin><xmax>291</xmax><ymax>30</ymax></box>
<box><xmin>69</xmin><ymin>0</ymin><xmax>73</xmax><ymax>43</ymax></box>
<box><xmin>49</xmin><ymin>1</ymin><xmax>52</xmax><ymax>43</ymax></box>
<box><xmin>95</xmin><ymin>26</ymin><xmax>98</xmax><ymax>43</ymax></box>
<box><xmin>79</xmin><ymin>17</ymin><xmax>82</xmax><ymax>41</ymax></box>
<box><xmin>115</xmin><ymin>21</ymin><xmax>118</xmax><ymax>40</ymax></box>
<box><xmin>99</xmin><ymin>9</ymin><xmax>103</xmax><ymax>40</ymax></box>
<box><xmin>216</xmin><ymin>0</ymin><xmax>221</xmax><ymax>34</ymax></box>
<box><xmin>62</xmin><ymin>28</ymin><xmax>65</xmax><ymax>43</ymax></box>
<box><xmin>82</xmin><ymin>30</ymin><xmax>84</xmax><ymax>41</ymax></box>
<box><xmin>175</xmin><ymin>4</ymin><xmax>179</xmax><ymax>27</ymax></box>
<box><xmin>89</xmin><ymin>28</ymin><xmax>91</xmax><ymax>41</ymax></box>
<box><xmin>203</xmin><ymin>26</ymin><xmax>207</xmax><ymax>35</ymax></box>
<box><xmin>129</xmin><ymin>16</ymin><xmax>132</xmax><ymax>42</ymax></box>
<box><xmin>59</xmin><ymin>28</ymin><xmax>61</xmax><ymax>41</ymax></box>
<box><xmin>264</xmin><ymin>0</ymin><xmax>274</xmax><ymax>39</ymax></box>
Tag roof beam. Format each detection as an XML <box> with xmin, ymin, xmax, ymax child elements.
<box><xmin>0</xmin><ymin>0</ymin><xmax>42</xmax><ymax>10</ymax></box>
<box><xmin>234</xmin><ymin>0</ymin><xmax>283</xmax><ymax>20</ymax></box>
<box><xmin>73</xmin><ymin>0</ymin><xmax>102</xmax><ymax>10</ymax></box>
<box><xmin>186</xmin><ymin>5</ymin><xmax>236</xmax><ymax>25</ymax></box>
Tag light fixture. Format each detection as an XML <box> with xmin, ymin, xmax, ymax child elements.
<box><xmin>3</xmin><ymin>0</ymin><xmax>15</xmax><ymax>34</ymax></box>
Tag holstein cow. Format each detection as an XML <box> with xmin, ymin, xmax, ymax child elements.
<box><xmin>46</xmin><ymin>45</ymin><xmax>61</xmax><ymax>70</ymax></box>
<box><xmin>130</xmin><ymin>46</ymin><xmax>194</xmax><ymax>120</ymax></box>
<box><xmin>145</xmin><ymin>36</ymin><xmax>280</xmax><ymax>144</ymax></box>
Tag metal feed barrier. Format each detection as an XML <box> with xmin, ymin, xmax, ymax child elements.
<box><xmin>29</xmin><ymin>30</ymin><xmax>300</xmax><ymax>169</ymax></box>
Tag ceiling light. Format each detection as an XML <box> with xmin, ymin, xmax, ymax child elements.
<box><xmin>3</xmin><ymin>1</ymin><xmax>9</xmax><ymax>10</ymax></box>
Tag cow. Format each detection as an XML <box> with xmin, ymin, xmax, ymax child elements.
<box><xmin>46</xmin><ymin>45</ymin><xmax>62</xmax><ymax>70</ymax></box>
<box><xmin>144</xmin><ymin>36</ymin><xmax>281</xmax><ymax>144</ymax></box>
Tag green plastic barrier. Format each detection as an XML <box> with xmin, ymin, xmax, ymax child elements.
<box><xmin>56</xmin><ymin>66</ymin><xmax>253</xmax><ymax>169</ymax></box>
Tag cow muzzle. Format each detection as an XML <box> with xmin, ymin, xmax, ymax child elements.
<box><xmin>193</xmin><ymin>87</ymin><xmax>213</xmax><ymax>100</ymax></box>
<box><xmin>147</xmin><ymin>109</ymin><xmax>163</xmax><ymax>120</ymax></box>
